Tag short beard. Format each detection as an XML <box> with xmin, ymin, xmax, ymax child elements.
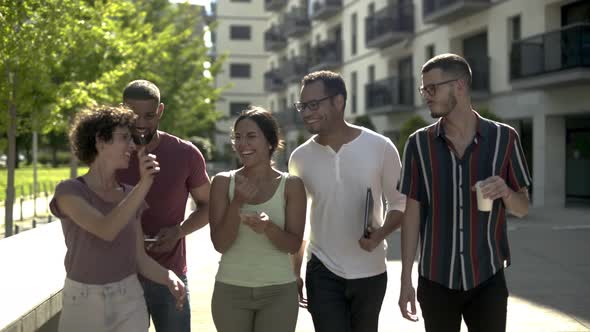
<box><xmin>430</xmin><ymin>90</ymin><xmax>457</xmax><ymax>119</ymax></box>
<box><xmin>132</xmin><ymin>131</ymin><xmax>155</xmax><ymax>146</ymax></box>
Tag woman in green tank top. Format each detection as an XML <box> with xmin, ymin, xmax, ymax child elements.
<box><xmin>209</xmin><ymin>107</ymin><xmax>307</xmax><ymax>332</ymax></box>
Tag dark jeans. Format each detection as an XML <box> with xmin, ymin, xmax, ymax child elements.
<box><xmin>305</xmin><ymin>254</ymin><xmax>387</xmax><ymax>332</ymax></box>
<box><xmin>417</xmin><ymin>270</ymin><xmax>509</xmax><ymax>332</ymax></box>
<box><xmin>140</xmin><ymin>274</ymin><xmax>191</xmax><ymax>332</ymax></box>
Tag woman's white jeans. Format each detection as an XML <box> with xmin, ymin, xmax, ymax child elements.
<box><xmin>59</xmin><ymin>274</ymin><xmax>148</xmax><ymax>332</ymax></box>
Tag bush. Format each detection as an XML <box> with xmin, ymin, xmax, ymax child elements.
<box><xmin>37</xmin><ymin>150</ymin><xmax>72</xmax><ymax>167</ymax></box>
<box><xmin>188</xmin><ymin>136</ymin><xmax>214</xmax><ymax>161</ymax></box>
<box><xmin>353</xmin><ymin>115</ymin><xmax>376</xmax><ymax>131</ymax></box>
<box><xmin>477</xmin><ymin>108</ymin><xmax>502</xmax><ymax>122</ymax></box>
<box><xmin>398</xmin><ymin>115</ymin><xmax>429</xmax><ymax>157</ymax></box>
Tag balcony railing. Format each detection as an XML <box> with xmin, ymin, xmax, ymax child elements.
<box><xmin>309</xmin><ymin>39</ymin><xmax>342</xmax><ymax>72</ymax></box>
<box><xmin>284</xmin><ymin>7</ymin><xmax>311</xmax><ymax>37</ymax></box>
<box><xmin>310</xmin><ymin>0</ymin><xmax>342</xmax><ymax>21</ymax></box>
<box><xmin>264</xmin><ymin>69</ymin><xmax>286</xmax><ymax>92</ymax></box>
<box><xmin>265</xmin><ymin>0</ymin><xmax>288</xmax><ymax>12</ymax></box>
<box><xmin>423</xmin><ymin>0</ymin><xmax>491</xmax><ymax>24</ymax></box>
<box><xmin>282</xmin><ymin>56</ymin><xmax>309</xmax><ymax>83</ymax></box>
<box><xmin>264</xmin><ymin>25</ymin><xmax>287</xmax><ymax>52</ymax></box>
<box><xmin>510</xmin><ymin>23</ymin><xmax>590</xmax><ymax>86</ymax></box>
<box><xmin>465</xmin><ymin>56</ymin><xmax>490</xmax><ymax>97</ymax></box>
<box><xmin>366</xmin><ymin>2</ymin><xmax>414</xmax><ymax>49</ymax></box>
<box><xmin>365</xmin><ymin>76</ymin><xmax>415</xmax><ymax>113</ymax></box>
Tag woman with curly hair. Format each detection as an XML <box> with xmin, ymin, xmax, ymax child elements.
<box><xmin>50</xmin><ymin>105</ymin><xmax>185</xmax><ymax>332</ymax></box>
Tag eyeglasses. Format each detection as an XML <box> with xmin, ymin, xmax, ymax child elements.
<box><xmin>419</xmin><ymin>76</ymin><xmax>463</xmax><ymax>98</ymax></box>
<box><xmin>293</xmin><ymin>95</ymin><xmax>335</xmax><ymax>113</ymax></box>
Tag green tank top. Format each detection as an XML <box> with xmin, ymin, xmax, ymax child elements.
<box><xmin>215</xmin><ymin>171</ymin><xmax>295</xmax><ymax>287</ymax></box>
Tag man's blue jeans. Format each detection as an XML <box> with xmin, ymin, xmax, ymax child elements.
<box><xmin>305</xmin><ymin>255</ymin><xmax>387</xmax><ymax>332</ymax></box>
<box><xmin>140</xmin><ymin>274</ymin><xmax>191</xmax><ymax>332</ymax></box>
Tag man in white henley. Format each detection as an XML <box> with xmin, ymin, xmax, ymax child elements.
<box><xmin>289</xmin><ymin>70</ymin><xmax>406</xmax><ymax>332</ymax></box>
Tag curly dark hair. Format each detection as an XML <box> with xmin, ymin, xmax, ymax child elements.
<box><xmin>69</xmin><ymin>105</ymin><xmax>137</xmax><ymax>165</ymax></box>
<box><xmin>233</xmin><ymin>106</ymin><xmax>285</xmax><ymax>158</ymax></box>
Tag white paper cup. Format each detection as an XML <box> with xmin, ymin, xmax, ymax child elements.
<box><xmin>475</xmin><ymin>181</ymin><xmax>493</xmax><ymax>212</ymax></box>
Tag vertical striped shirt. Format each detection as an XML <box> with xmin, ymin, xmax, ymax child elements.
<box><xmin>398</xmin><ymin>112</ymin><xmax>531</xmax><ymax>290</ymax></box>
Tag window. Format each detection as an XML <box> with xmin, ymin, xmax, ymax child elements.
<box><xmin>351</xmin><ymin>13</ymin><xmax>358</xmax><ymax>56</ymax></box>
<box><xmin>230</xmin><ymin>102</ymin><xmax>250</xmax><ymax>116</ymax></box>
<box><xmin>230</xmin><ymin>25</ymin><xmax>251</xmax><ymax>40</ymax></box>
<box><xmin>368</xmin><ymin>65</ymin><xmax>375</xmax><ymax>83</ymax></box>
<box><xmin>351</xmin><ymin>71</ymin><xmax>357</xmax><ymax>114</ymax></box>
<box><xmin>425</xmin><ymin>44</ymin><xmax>435</xmax><ymax>60</ymax></box>
<box><xmin>509</xmin><ymin>15</ymin><xmax>521</xmax><ymax>42</ymax></box>
<box><xmin>368</xmin><ymin>3</ymin><xmax>375</xmax><ymax>16</ymax></box>
<box><xmin>230</xmin><ymin>63</ymin><xmax>251</xmax><ymax>78</ymax></box>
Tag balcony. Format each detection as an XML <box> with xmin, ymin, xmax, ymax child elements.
<box><xmin>465</xmin><ymin>56</ymin><xmax>490</xmax><ymax>98</ymax></box>
<box><xmin>284</xmin><ymin>7</ymin><xmax>311</xmax><ymax>37</ymax></box>
<box><xmin>264</xmin><ymin>69</ymin><xmax>286</xmax><ymax>92</ymax></box>
<box><xmin>423</xmin><ymin>0</ymin><xmax>491</xmax><ymax>24</ymax></box>
<box><xmin>309</xmin><ymin>40</ymin><xmax>342</xmax><ymax>72</ymax></box>
<box><xmin>365</xmin><ymin>76</ymin><xmax>415</xmax><ymax>114</ymax></box>
<box><xmin>366</xmin><ymin>2</ymin><xmax>414</xmax><ymax>49</ymax></box>
<box><xmin>510</xmin><ymin>23</ymin><xmax>590</xmax><ymax>90</ymax></box>
<box><xmin>282</xmin><ymin>56</ymin><xmax>309</xmax><ymax>83</ymax></box>
<box><xmin>310</xmin><ymin>0</ymin><xmax>342</xmax><ymax>21</ymax></box>
<box><xmin>264</xmin><ymin>25</ymin><xmax>287</xmax><ymax>52</ymax></box>
<box><xmin>265</xmin><ymin>0</ymin><xmax>288</xmax><ymax>12</ymax></box>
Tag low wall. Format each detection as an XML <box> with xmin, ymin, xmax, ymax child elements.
<box><xmin>0</xmin><ymin>222</ymin><xmax>66</xmax><ymax>332</ymax></box>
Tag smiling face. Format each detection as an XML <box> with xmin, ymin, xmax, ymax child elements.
<box><xmin>232</xmin><ymin>118</ymin><xmax>272</xmax><ymax>167</ymax></box>
<box><xmin>298</xmin><ymin>80</ymin><xmax>341</xmax><ymax>135</ymax></box>
<box><xmin>98</xmin><ymin>126</ymin><xmax>136</xmax><ymax>170</ymax></box>
<box><xmin>124</xmin><ymin>99</ymin><xmax>163</xmax><ymax>145</ymax></box>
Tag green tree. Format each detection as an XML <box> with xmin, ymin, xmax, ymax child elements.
<box><xmin>126</xmin><ymin>1</ymin><xmax>223</xmax><ymax>138</ymax></box>
<box><xmin>398</xmin><ymin>115</ymin><xmax>429</xmax><ymax>157</ymax></box>
<box><xmin>353</xmin><ymin>114</ymin><xmax>376</xmax><ymax>131</ymax></box>
<box><xmin>477</xmin><ymin>108</ymin><xmax>502</xmax><ymax>122</ymax></box>
<box><xmin>0</xmin><ymin>0</ymin><xmax>86</xmax><ymax>236</ymax></box>
<box><xmin>1</xmin><ymin>1</ymin><xmax>222</xmax><ymax>236</ymax></box>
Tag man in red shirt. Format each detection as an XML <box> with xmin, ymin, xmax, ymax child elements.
<box><xmin>118</xmin><ymin>80</ymin><xmax>211</xmax><ymax>332</ymax></box>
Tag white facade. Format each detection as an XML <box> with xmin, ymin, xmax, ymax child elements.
<box><xmin>214</xmin><ymin>0</ymin><xmax>271</xmax><ymax>157</ymax></box>
<box><xmin>215</xmin><ymin>0</ymin><xmax>590</xmax><ymax>207</ymax></box>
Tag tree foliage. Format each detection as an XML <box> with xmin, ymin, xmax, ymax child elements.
<box><xmin>0</xmin><ymin>0</ymin><xmax>222</xmax><ymax>235</ymax></box>
<box><xmin>353</xmin><ymin>114</ymin><xmax>376</xmax><ymax>131</ymax></box>
<box><xmin>399</xmin><ymin>115</ymin><xmax>429</xmax><ymax>157</ymax></box>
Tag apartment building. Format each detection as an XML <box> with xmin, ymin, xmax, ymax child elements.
<box><xmin>212</xmin><ymin>0</ymin><xmax>271</xmax><ymax>159</ymax></box>
<box><xmin>215</xmin><ymin>0</ymin><xmax>590</xmax><ymax>208</ymax></box>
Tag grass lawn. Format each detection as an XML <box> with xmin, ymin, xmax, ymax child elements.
<box><xmin>0</xmin><ymin>166</ymin><xmax>88</xmax><ymax>203</ymax></box>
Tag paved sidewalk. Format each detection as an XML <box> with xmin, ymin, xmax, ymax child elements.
<box><xmin>167</xmin><ymin>206</ymin><xmax>590</xmax><ymax>332</ymax></box>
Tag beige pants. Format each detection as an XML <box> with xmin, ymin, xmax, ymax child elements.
<box><xmin>59</xmin><ymin>274</ymin><xmax>148</xmax><ymax>332</ymax></box>
<box><xmin>212</xmin><ymin>281</ymin><xmax>299</xmax><ymax>332</ymax></box>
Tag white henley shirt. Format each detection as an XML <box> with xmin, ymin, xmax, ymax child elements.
<box><xmin>289</xmin><ymin>127</ymin><xmax>406</xmax><ymax>279</ymax></box>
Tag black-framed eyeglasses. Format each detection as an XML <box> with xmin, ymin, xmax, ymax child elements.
<box><xmin>293</xmin><ymin>95</ymin><xmax>335</xmax><ymax>113</ymax></box>
<box><xmin>419</xmin><ymin>76</ymin><xmax>463</xmax><ymax>98</ymax></box>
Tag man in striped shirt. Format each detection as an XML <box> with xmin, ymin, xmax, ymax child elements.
<box><xmin>398</xmin><ymin>54</ymin><xmax>532</xmax><ymax>332</ymax></box>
